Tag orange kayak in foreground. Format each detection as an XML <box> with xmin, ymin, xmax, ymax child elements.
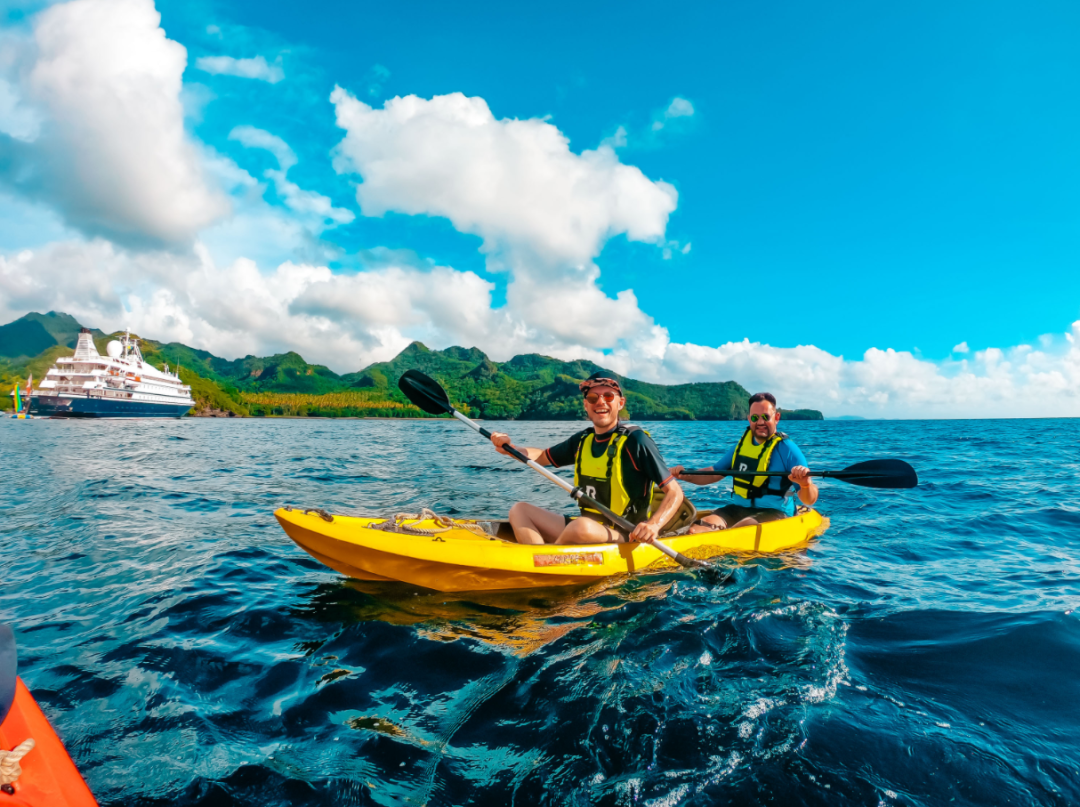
<box><xmin>0</xmin><ymin>678</ymin><xmax>97</xmax><ymax>806</ymax></box>
<box><xmin>275</xmin><ymin>507</ymin><xmax>828</xmax><ymax>592</ymax></box>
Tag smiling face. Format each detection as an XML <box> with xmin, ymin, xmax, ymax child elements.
<box><xmin>749</xmin><ymin>399</ymin><xmax>779</xmax><ymax>441</ymax></box>
<box><xmin>582</xmin><ymin>385</ymin><xmax>625</xmax><ymax>432</ymax></box>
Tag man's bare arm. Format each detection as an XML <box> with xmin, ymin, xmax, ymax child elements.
<box><xmin>789</xmin><ymin>466</ymin><xmax>818</xmax><ymax>506</ymax></box>
<box><xmin>669</xmin><ymin>465</ymin><xmax>726</xmax><ymax>485</ymax></box>
<box><xmin>489</xmin><ymin>432</ymin><xmax>550</xmax><ymax>465</ymax></box>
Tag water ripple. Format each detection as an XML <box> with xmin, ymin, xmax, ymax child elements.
<box><xmin>2</xmin><ymin>417</ymin><xmax>1080</xmax><ymax>805</ymax></box>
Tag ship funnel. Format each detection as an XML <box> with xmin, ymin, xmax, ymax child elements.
<box><xmin>73</xmin><ymin>329</ymin><xmax>100</xmax><ymax>360</ymax></box>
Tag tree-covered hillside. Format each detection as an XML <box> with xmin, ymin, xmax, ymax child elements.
<box><xmin>0</xmin><ymin>312</ymin><xmax>824</xmax><ymax>420</ymax></box>
<box><xmin>344</xmin><ymin>341</ymin><xmax>821</xmax><ymax>421</ymax></box>
<box><xmin>0</xmin><ymin>311</ymin><xmax>105</xmax><ymax>360</ymax></box>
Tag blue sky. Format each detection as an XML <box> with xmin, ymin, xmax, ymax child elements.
<box><xmin>1</xmin><ymin>0</ymin><xmax>1079</xmax><ymax>416</ymax></box>
<box><xmin>161</xmin><ymin>0</ymin><xmax>1080</xmax><ymax>359</ymax></box>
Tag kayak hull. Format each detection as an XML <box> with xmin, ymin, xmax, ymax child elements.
<box><xmin>275</xmin><ymin>507</ymin><xmax>828</xmax><ymax>592</ymax></box>
<box><xmin>0</xmin><ymin>678</ymin><xmax>97</xmax><ymax>806</ymax></box>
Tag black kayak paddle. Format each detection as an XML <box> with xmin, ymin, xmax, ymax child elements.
<box><xmin>680</xmin><ymin>458</ymin><xmax>918</xmax><ymax>489</ymax></box>
<box><xmin>398</xmin><ymin>369</ymin><xmax>716</xmax><ymax>572</ymax></box>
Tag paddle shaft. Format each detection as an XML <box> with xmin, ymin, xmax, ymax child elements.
<box><xmin>450</xmin><ymin>411</ymin><xmax>708</xmax><ymax>568</ymax></box>
<box><xmin>678</xmin><ymin>458</ymin><xmax>917</xmax><ymax>490</ymax></box>
<box><xmin>680</xmin><ymin>469</ymin><xmax>885</xmax><ymax>479</ymax></box>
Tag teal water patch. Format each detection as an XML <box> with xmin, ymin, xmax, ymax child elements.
<box><xmin>1</xmin><ymin>417</ymin><xmax>1079</xmax><ymax>805</ymax></box>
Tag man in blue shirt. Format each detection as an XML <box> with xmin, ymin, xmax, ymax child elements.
<box><xmin>672</xmin><ymin>391</ymin><xmax>818</xmax><ymax>530</ymax></box>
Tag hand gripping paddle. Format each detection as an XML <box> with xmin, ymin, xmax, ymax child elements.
<box><xmin>397</xmin><ymin>369</ymin><xmax>718</xmax><ymax>572</ymax></box>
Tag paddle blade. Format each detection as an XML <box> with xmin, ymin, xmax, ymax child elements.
<box><xmin>0</xmin><ymin>624</ymin><xmax>16</xmax><ymax>725</ymax></box>
<box><xmin>830</xmin><ymin>459</ymin><xmax>918</xmax><ymax>489</ymax></box>
<box><xmin>398</xmin><ymin>369</ymin><xmax>453</xmax><ymax>415</ymax></box>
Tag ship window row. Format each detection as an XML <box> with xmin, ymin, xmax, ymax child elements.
<box><xmin>52</xmin><ymin>386</ymin><xmax>189</xmax><ymax>399</ymax></box>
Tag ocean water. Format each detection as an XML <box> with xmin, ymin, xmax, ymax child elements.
<box><xmin>2</xmin><ymin>417</ymin><xmax>1079</xmax><ymax>806</ymax></box>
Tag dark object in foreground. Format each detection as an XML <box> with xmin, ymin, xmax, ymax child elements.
<box><xmin>680</xmin><ymin>459</ymin><xmax>919</xmax><ymax>490</ymax></box>
<box><xmin>0</xmin><ymin>625</ymin><xmax>15</xmax><ymax>725</ymax></box>
<box><xmin>0</xmin><ymin>624</ymin><xmax>100</xmax><ymax>805</ymax></box>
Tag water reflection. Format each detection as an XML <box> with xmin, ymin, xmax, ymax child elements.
<box><xmin>292</xmin><ymin>576</ymin><xmax>679</xmax><ymax>657</ymax></box>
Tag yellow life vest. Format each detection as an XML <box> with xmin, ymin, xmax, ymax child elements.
<box><xmin>573</xmin><ymin>425</ymin><xmax>655</xmax><ymax>524</ymax></box>
<box><xmin>730</xmin><ymin>428</ymin><xmax>790</xmax><ymax>501</ymax></box>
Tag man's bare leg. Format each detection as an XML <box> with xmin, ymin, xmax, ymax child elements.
<box><xmin>554</xmin><ymin>517</ymin><xmax>620</xmax><ymax>545</ymax></box>
<box><xmin>508</xmin><ymin>502</ymin><xmax>568</xmax><ymax>545</ymax></box>
<box><xmin>688</xmin><ymin>513</ymin><xmax>728</xmax><ymax>534</ymax></box>
<box><xmin>688</xmin><ymin>513</ymin><xmax>762</xmax><ymax>534</ymax></box>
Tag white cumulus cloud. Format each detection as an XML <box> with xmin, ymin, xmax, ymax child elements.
<box><xmin>195</xmin><ymin>54</ymin><xmax>283</xmax><ymax>83</ymax></box>
<box><xmin>4</xmin><ymin>239</ymin><xmax>1080</xmax><ymax>418</ymax></box>
<box><xmin>329</xmin><ymin>87</ymin><xmax>677</xmax><ymax>350</ymax></box>
<box><xmin>330</xmin><ymin>89</ymin><xmax>677</xmax><ymax>273</ymax></box>
<box><xmin>0</xmin><ymin>239</ymin><xmax>498</xmax><ymax>368</ymax></box>
<box><xmin>0</xmin><ymin>0</ymin><xmax>230</xmax><ymax>245</ymax></box>
<box><xmin>596</xmin><ymin>327</ymin><xmax>1080</xmax><ymax>418</ymax></box>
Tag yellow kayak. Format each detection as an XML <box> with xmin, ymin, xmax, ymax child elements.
<box><xmin>275</xmin><ymin>507</ymin><xmax>829</xmax><ymax>592</ymax></box>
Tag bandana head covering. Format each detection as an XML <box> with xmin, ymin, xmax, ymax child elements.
<box><xmin>578</xmin><ymin>372</ymin><xmax>623</xmax><ymax>396</ymax></box>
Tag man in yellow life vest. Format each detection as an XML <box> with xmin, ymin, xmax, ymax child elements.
<box><xmin>488</xmin><ymin>372</ymin><xmax>685</xmax><ymax>545</ymax></box>
<box><xmin>672</xmin><ymin>391</ymin><xmax>818</xmax><ymax>530</ymax></box>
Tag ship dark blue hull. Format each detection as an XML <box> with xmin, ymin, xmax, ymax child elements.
<box><xmin>31</xmin><ymin>395</ymin><xmax>193</xmax><ymax>418</ymax></box>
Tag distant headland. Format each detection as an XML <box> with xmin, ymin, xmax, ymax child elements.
<box><xmin>1</xmin><ymin>311</ymin><xmax>823</xmax><ymax>421</ymax></box>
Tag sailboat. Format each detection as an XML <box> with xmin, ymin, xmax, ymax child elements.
<box><xmin>10</xmin><ymin>375</ymin><xmax>32</xmax><ymax>419</ymax></box>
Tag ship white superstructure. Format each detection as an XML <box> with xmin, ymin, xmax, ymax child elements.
<box><xmin>31</xmin><ymin>329</ymin><xmax>195</xmax><ymax>418</ymax></box>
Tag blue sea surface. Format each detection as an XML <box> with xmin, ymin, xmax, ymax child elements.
<box><xmin>2</xmin><ymin>417</ymin><xmax>1079</xmax><ymax>806</ymax></box>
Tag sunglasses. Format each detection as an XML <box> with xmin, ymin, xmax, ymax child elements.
<box><xmin>584</xmin><ymin>391</ymin><xmax>619</xmax><ymax>404</ymax></box>
<box><xmin>749</xmin><ymin>413</ymin><xmax>773</xmax><ymax>423</ymax></box>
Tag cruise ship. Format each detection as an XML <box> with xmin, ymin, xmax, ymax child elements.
<box><xmin>30</xmin><ymin>328</ymin><xmax>195</xmax><ymax>418</ymax></box>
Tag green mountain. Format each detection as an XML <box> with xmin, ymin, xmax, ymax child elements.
<box><xmin>345</xmin><ymin>340</ymin><xmax>821</xmax><ymax>421</ymax></box>
<box><xmin>148</xmin><ymin>343</ymin><xmax>343</xmax><ymax>394</ymax></box>
<box><xmin>0</xmin><ymin>311</ymin><xmax>106</xmax><ymax>360</ymax></box>
<box><xmin>0</xmin><ymin>312</ymin><xmax>823</xmax><ymax>420</ymax></box>
<box><xmin>1</xmin><ymin>313</ymin><xmax>107</xmax><ymax>410</ymax></box>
